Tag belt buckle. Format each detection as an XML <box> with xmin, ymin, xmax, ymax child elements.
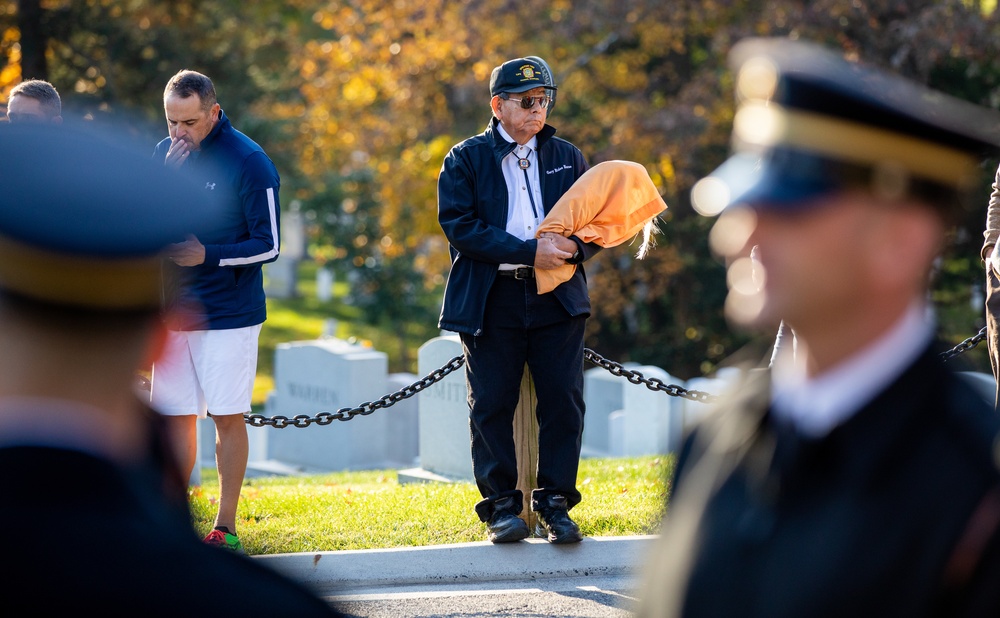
<box><xmin>514</xmin><ymin>267</ymin><xmax>531</xmax><ymax>280</ymax></box>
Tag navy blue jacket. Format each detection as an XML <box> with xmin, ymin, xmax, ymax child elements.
<box><xmin>154</xmin><ymin>111</ymin><xmax>280</xmax><ymax>330</ymax></box>
<box><xmin>437</xmin><ymin>118</ymin><xmax>598</xmax><ymax>335</ymax></box>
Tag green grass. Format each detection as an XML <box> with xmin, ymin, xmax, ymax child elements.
<box><xmin>233</xmin><ymin>263</ymin><xmax>671</xmax><ymax>555</ymax></box>
<box><xmin>189</xmin><ymin>455</ymin><xmax>673</xmax><ymax>555</ymax></box>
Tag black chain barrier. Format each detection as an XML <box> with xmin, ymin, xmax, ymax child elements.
<box><xmin>245</xmin><ymin>354</ymin><xmax>466</xmax><ymax>429</ymax></box>
<box><xmin>244</xmin><ymin>327</ymin><xmax>991</xmax><ymax>428</ymax></box>
<box><xmin>582</xmin><ymin>348</ymin><xmax>720</xmax><ymax>404</ymax></box>
<box><xmin>132</xmin><ymin>327</ymin><xmax>988</xmax><ymax>428</ymax></box>
<box><xmin>241</xmin><ymin>347</ymin><xmax>721</xmax><ymax>428</ymax></box>
<box><xmin>939</xmin><ymin>326</ymin><xmax>988</xmax><ymax>363</ymax></box>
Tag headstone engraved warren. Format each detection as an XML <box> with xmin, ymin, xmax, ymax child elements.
<box><xmin>264</xmin><ymin>338</ymin><xmax>417</xmax><ymax>471</ymax></box>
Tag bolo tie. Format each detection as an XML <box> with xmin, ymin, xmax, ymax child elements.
<box><xmin>513</xmin><ymin>148</ymin><xmax>541</xmax><ymax>223</ymax></box>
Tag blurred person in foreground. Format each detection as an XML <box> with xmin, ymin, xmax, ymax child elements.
<box><xmin>437</xmin><ymin>56</ymin><xmax>598</xmax><ymax>544</ymax></box>
<box><xmin>637</xmin><ymin>37</ymin><xmax>1000</xmax><ymax>617</ymax></box>
<box><xmin>0</xmin><ymin>123</ymin><xmax>340</xmax><ymax>615</ymax></box>
<box><xmin>149</xmin><ymin>69</ymin><xmax>280</xmax><ymax>553</ymax></box>
<box><xmin>981</xmin><ymin>165</ymin><xmax>1000</xmax><ymax>408</ymax></box>
<box><xmin>4</xmin><ymin>78</ymin><xmax>62</xmax><ymax>124</ymax></box>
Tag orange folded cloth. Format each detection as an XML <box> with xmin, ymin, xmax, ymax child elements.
<box><xmin>534</xmin><ymin>160</ymin><xmax>668</xmax><ymax>294</ymax></box>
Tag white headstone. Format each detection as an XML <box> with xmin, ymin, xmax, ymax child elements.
<box><xmin>264</xmin><ymin>206</ymin><xmax>306</xmax><ymax>299</ymax></box>
<box><xmin>265</xmin><ymin>338</ymin><xmax>402</xmax><ymax>471</ymax></box>
<box><xmin>582</xmin><ymin>365</ymin><xmax>629</xmax><ymax>457</ymax></box>
<box><xmin>264</xmin><ymin>256</ymin><xmax>298</xmax><ymax>299</ymax></box>
<box><xmin>619</xmin><ymin>365</ymin><xmax>684</xmax><ymax>456</ymax></box>
<box><xmin>385</xmin><ymin>372</ymin><xmax>420</xmax><ymax>467</ymax></box>
<box><xmin>682</xmin><ymin>369</ymin><xmax>741</xmax><ymax>427</ymax></box>
<box><xmin>282</xmin><ymin>203</ymin><xmax>307</xmax><ymax>260</ymax></box>
<box><xmin>608</xmin><ymin>408</ymin><xmax>626</xmax><ymax>457</ymax></box>
<box><xmin>316</xmin><ymin>267</ymin><xmax>334</xmax><ymax>302</ymax></box>
<box><xmin>400</xmin><ymin>335</ymin><xmax>473</xmax><ymax>482</ymax></box>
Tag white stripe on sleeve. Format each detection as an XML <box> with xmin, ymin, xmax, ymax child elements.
<box><xmin>220</xmin><ymin>187</ymin><xmax>280</xmax><ymax>266</ymax></box>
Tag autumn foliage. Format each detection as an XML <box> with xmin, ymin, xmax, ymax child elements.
<box><xmin>3</xmin><ymin>0</ymin><xmax>999</xmax><ymax>375</ymax></box>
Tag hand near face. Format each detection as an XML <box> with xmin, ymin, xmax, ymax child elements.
<box><xmin>164</xmin><ymin>138</ymin><xmax>192</xmax><ymax>169</ymax></box>
<box><xmin>168</xmin><ymin>234</ymin><xmax>206</xmax><ymax>266</ymax></box>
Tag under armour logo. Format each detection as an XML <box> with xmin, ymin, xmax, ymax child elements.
<box><xmin>205</xmin><ymin>182</ymin><xmax>216</xmax><ymax>190</ymax></box>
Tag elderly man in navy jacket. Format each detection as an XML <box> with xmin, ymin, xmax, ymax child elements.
<box><xmin>437</xmin><ymin>56</ymin><xmax>600</xmax><ymax>544</ymax></box>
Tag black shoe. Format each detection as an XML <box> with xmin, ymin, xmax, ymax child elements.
<box><xmin>487</xmin><ymin>510</ymin><xmax>530</xmax><ymax>543</ymax></box>
<box><xmin>533</xmin><ymin>495</ymin><xmax>583</xmax><ymax>544</ymax></box>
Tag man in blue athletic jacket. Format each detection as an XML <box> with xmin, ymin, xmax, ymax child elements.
<box><xmin>438</xmin><ymin>56</ymin><xmax>600</xmax><ymax>545</ymax></box>
<box><xmin>150</xmin><ymin>69</ymin><xmax>280</xmax><ymax>553</ymax></box>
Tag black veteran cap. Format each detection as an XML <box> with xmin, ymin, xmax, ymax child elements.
<box><xmin>490</xmin><ymin>57</ymin><xmax>557</xmax><ymax>96</ymax></box>
<box><xmin>690</xmin><ymin>37</ymin><xmax>1000</xmax><ymax>216</ymax></box>
<box><xmin>0</xmin><ymin>122</ymin><xmax>221</xmax><ymax>309</ymax></box>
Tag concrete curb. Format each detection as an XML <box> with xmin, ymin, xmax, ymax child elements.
<box><xmin>255</xmin><ymin>535</ymin><xmax>658</xmax><ymax>593</ymax></box>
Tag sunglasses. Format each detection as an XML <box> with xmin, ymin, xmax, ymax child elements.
<box><xmin>500</xmin><ymin>93</ymin><xmax>552</xmax><ymax>110</ymax></box>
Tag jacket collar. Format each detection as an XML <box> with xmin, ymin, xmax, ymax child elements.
<box><xmin>487</xmin><ymin>116</ymin><xmax>556</xmax><ymax>165</ymax></box>
<box><xmin>199</xmin><ymin>109</ymin><xmax>230</xmax><ymax>150</ymax></box>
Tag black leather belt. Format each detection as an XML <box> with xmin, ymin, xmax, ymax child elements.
<box><xmin>497</xmin><ymin>266</ymin><xmax>534</xmax><ymax>280</ymax></box>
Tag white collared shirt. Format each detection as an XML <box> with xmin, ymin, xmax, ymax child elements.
<box><xmin>770</xmin><ymin>301</ymin><xmax>934</xmax><ymax>438</ymax></box>
<box><xmin>496</xmin><ymin>123</ymin><xmax>543</xmax><ymax>269</ymax></box>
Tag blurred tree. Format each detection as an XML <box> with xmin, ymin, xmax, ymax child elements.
<box><xmin>1</xmin><ymin>0</ymin><xmax>307</xmax><ymax>171</ymax></box>
<box><xmin>13</xmin><ymin>0</ymin><xmax>44</xmax><ymax>80</ymax></box>
<box><xmin>4</xmin><ymin>0</ymin><xmax>1000</xmax><ymax>377</ymax></box>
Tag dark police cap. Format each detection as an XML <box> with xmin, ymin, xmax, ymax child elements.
<box><xmin>0</xmin><ymin>122</ymin><xmax>222</xmax><ymax>309</ymax></box>
<box><xmin>490</xmin><ymin>57</ymin><xmax>557</xmax><ymax>96</ymax></box>
<box><xmin>691</xmin><ymin>37</ymin><xmax>1000</xmax><ymax>216</ymax></box>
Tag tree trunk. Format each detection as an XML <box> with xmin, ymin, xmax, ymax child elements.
<box><xmin>17</xmin><ymin>0</ymin><xmax>47</xmax><ymax>81</ymax></box>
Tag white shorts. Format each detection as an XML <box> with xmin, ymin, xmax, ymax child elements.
<box><xmin>149</xmin><ymin>324</ymin><xmax>262</xmax><ymax>418</ymax></box>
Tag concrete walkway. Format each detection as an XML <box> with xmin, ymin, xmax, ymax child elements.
<box><xmin>255</xmin><ymin>535</ymin><xmax>658</xmax><ymax>595</ymax></box>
